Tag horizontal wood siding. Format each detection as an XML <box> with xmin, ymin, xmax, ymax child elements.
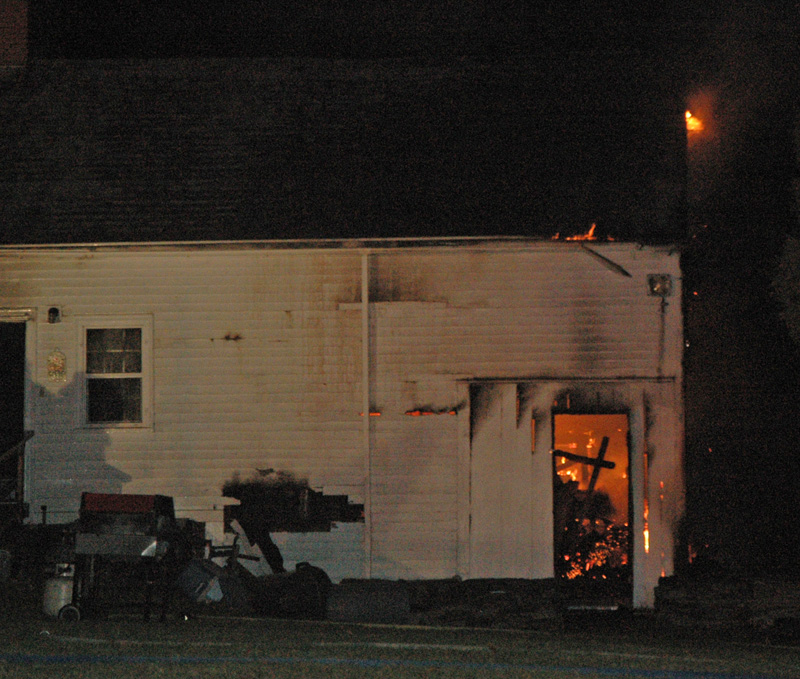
<box><xmin>370</xmin><ymin>246</ymin><xmax>682</xmax><ymax>381</ymax></box>
<box><xmin>3</xmin><ymin>249</ymin><xmax>365</xmax><ymax>535</ymax></box>
<box><xmin>0</xmin><ymin>242</ymin><xmax>681</xmax><ymax>582</ymax></box>
<box><xmin>366</xmin><ymin>245</ymin><xmax>680</xmax><ymax>579</ymax></box>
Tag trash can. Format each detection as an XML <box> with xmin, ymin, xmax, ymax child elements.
<box><xmin>43</xmin><ymin>564</ymin><xmax>74</xmax><ymax>618</ymax></box>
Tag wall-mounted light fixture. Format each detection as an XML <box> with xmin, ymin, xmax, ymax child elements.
<box><xmin>47</xmin><ymin>307</ymin><xmax>61</xmax><ymax>323</ymax></box>
<box><xmin>647</xmin><ymin>274</ymin><xmax>673</xmax><ymax>297</ymax></box>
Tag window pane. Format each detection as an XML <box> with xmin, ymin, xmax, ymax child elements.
<box><xmin>86</xmin><ymin>352</ymin><xmax>104</xmax><ymax>374</ymax></box>
<box><xmin>124</xmin><ymin>351</ymin><xmax>142</xmax><ymax>373</ymax></box>
<box><xmin>123</xmin><ymin>329</ymin><xmax>141</xmax><ymax>351</ymax></box>
<box><xmin>86</xmin><ymin>329</ymin><xmax>104</xmax><ymax>353</ymax></box>
<box><xmin>104</xmin><ymin>329</ymin><xmax>125</xmax><ymax>351</ymax></box>
<box><xmin>87</xmin><ymin>378</ymin><xmax>142</xmax><ymax>423</ymax></box>
<box><xmin>86</xmin><ymin>328</ymin><xmax>142</xmax><ymax>375</ymax></box>
<box><xmin>105</xmin><ymin>353</ymin><xmax>124</xmax><ymax>374</ymax></box>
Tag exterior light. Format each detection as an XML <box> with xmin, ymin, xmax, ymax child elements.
<box><xmin>647</xmin><ymin>274</ymin><xmax>672</xmax><ymax>297</ymax></box>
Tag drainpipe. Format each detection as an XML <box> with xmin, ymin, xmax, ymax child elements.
<box><xmin>657</xmin><ymin>297</ymin><xmax>667</xmax><ymax>379</ymax></box>
<box><xmin>361</xmin><ymin>252</ymin><xmax>372</xmax><ymax>577</ymax></box>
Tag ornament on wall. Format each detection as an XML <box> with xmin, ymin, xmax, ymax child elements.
<box><xmin>47</xmin><ymin>350</ymin><xmax>67</xmax><ymax>383</ymax></box>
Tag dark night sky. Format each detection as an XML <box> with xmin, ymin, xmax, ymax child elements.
<box><xmin>19</xmin><ymin>1</ymin><xmax>800</xmax><ymax>571</ymax></box>
<box><xmin>27</xmin><ymin>1</ymin><xmax>691</xmax><ymax>60</ymax></box>
<box><xmin>675</xmin><ymin>3</ymin><xmax>800</xmax><ymax>570</ymax></box>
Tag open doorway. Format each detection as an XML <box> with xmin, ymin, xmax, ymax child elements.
<box><xmin>552</xmin><ymin>413</ymin><xmax>631</xmax><ymax>601</ymax></box>
<box><xmin>0</xmin><ymin>322</ymin><xmax>26</xmax><ymax>521</ymax></box>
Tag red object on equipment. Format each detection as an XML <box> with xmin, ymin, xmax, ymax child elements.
<box><xmin>66</xmin><ymin>492</ymin><xmax>188</xmax><ymax>621</ymax></box>
<box><xmin>76</xmin><ymin>492</ymin><xmax>176</xmax><ymax>552</ymax></box>
<box><xmin>80</xmin><ymin>492</ymin><xmax>160</xmax><ymax>515</ymax></box>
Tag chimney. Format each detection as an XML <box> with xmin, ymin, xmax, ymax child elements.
<box><xmin>0</xmin><ymin>0</ymin><xmax>27</xmax><ymax>81</ymax></box>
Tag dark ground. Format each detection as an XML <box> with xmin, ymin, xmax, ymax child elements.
<box><xmin>2</xmin><ymin>524</ymin><xmax>799</xmax><ymax>647</ymax></box>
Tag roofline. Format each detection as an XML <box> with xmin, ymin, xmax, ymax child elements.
<box><xmin>0</xmin><ymin>236</ymin><xmax>673</xmax><ymax>254</ymax></box>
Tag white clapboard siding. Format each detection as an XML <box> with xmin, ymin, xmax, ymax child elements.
<box><xmin>0</xmin><ymin>240</ymin><xmax>682</xmax><ymax>599</ymax></box>
<box><xmin>6</xmin><ymin>248</ymin><xmax>366</xmax><ymax>532</ymax></box>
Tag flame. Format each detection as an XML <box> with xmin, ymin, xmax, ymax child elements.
<box><xmin>552</xmin><ymin>222</ymin><xmax>610</xmax><ymax>241</ymax></box>
<box><xmin>558</xmin><ymin>467</ymin><xmax>579</xmax><ymax>482</ymax></box>
<box><xmin>562</xmin><ymin>524</ymin><xmax>629</xmax><ymax>580</ymax></box>
<box><xmin>565</xmin><ymin>223</ymin><xmax>598</xmax><ymax>241</ymax></box>
<box><xmin>685</xmin><ymin>110</ymin><xmax>703</xmax><ymax>133</ymax></box>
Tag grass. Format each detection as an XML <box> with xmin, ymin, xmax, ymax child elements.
<box><xmin>3</xmin><ymin>615</ymin><xmax>798</xmax><ymax>679</ymax></box>
<box><xmin>1</xmin><ymin>575</ymin><xmax>798</xmax><ymax>679</ymax></box>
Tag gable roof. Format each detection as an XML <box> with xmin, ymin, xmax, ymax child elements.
<box><xmin>0</xmin><ymin>55</ymin><xmax>686</xmax><ymax>245</ymax></box>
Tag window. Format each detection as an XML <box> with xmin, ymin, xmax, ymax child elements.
<box><xmin>81</xmin><ymin>318</ymin><xmax>151</xmax><ymax>427</ymax></box>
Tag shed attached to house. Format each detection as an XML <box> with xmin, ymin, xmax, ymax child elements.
<box><xmin>0</xmin><ymin>237</ymin><xmax>683</xmax><ymax>607</ymax></box>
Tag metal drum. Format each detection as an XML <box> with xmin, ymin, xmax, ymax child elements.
<box><xmin>43</xmin><ymin>567</ymin><xmax>74</xmax><ymax>618</ymax></box>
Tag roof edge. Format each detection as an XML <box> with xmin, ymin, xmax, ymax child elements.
<box><xmin>0</xmin><ymin>236</ymin><xmax>672</xmax><ymax>253</ymax></box>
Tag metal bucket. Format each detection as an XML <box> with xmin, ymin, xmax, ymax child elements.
<box><xmin>43</xmin><ymin>574</ymin><xmax>74</xmax><ymax>618</ymax></box>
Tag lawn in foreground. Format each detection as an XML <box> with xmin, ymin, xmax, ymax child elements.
<box><xmin>0</xmin><ymin>612</ymin><xmax>797</xmax><ymax>679</ymax></box>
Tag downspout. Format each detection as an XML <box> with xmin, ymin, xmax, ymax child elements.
<box><xmin>361</xmin><ymin>251</ymin><xmax>372</xmax><ymax>577</ymax></box>
<box><xmin>657</xmin><ymin>297</ymin><xmax>668</xmax><ymax>379</ymax></box>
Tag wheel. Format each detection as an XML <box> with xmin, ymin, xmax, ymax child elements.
<box><xmin>57</xmin><ymin>604</ymin><xmax>81</xmax><ymax>622</ymax></box>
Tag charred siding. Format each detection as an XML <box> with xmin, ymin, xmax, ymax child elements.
<box><xmin>0</xmin><ymin>240</ymin><xmax>682</xmax><ymax>591</ymax></box>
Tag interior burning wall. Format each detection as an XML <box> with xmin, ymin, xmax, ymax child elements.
<box><xmin>553</xmin><ymin>412</ymin><xmax>630</xmax><ymax>583</ymax></box>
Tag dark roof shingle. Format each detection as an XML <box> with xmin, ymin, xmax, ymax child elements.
<box><xmin>0</xmin><ymin>55</ymin><xmax>686</xmax><ymax>245</ymax></box>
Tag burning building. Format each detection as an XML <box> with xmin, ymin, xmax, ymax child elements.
<box><xmin>0</xmin><ymin>8</ymin><xmax>687</xmax><ymax>607</ymax></box>
<box><xmin>0</xmin><ymin>237</ymin><xmax>684</xmax><ymax>607</ymax></box>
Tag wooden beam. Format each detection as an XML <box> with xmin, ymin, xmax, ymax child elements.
<box><xmin>586</xmin><ymin>436</ymin><xmax>610</xmax><ymax>496</ymax></box>
<box><xmin>552</xmin><ymin>446</ymin><xmax>615</xmax><ymax>470</ymax></box>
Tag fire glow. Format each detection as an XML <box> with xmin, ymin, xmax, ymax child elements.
<box><xmin>566</xmin><ymin>223</ymin><xmax>597</xmax><ymax>241</ymax></box>
<box><xmin>554</xmin><ymin>414</ymin><xmax>630</xmax><ymax>582</ymax></box>
<box><xmin>551</xmin><ymin>223</ymin><xmax>612</xmax><ymax>242</ymax></box>
<box><xmin>685</xmin><ymin>110</ymin><xmax>703</xmax><ymax>133</ymax></box>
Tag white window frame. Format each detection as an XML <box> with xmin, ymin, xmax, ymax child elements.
<box><xmin>78</xmin><ymin>315</ymin><xmax>153</xmax><ymax>428</ymax></box>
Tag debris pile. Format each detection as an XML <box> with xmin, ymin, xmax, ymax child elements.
<box><xmin>177</xmin><ymin>556</ymin><xmax>331</xmax><ymax>620</ymax></box>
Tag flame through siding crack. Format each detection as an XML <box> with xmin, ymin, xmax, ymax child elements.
<box><xmin>405</xmin><ymin>401</ymin><xmax>466</xmax><ymax>416</ymax></box>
